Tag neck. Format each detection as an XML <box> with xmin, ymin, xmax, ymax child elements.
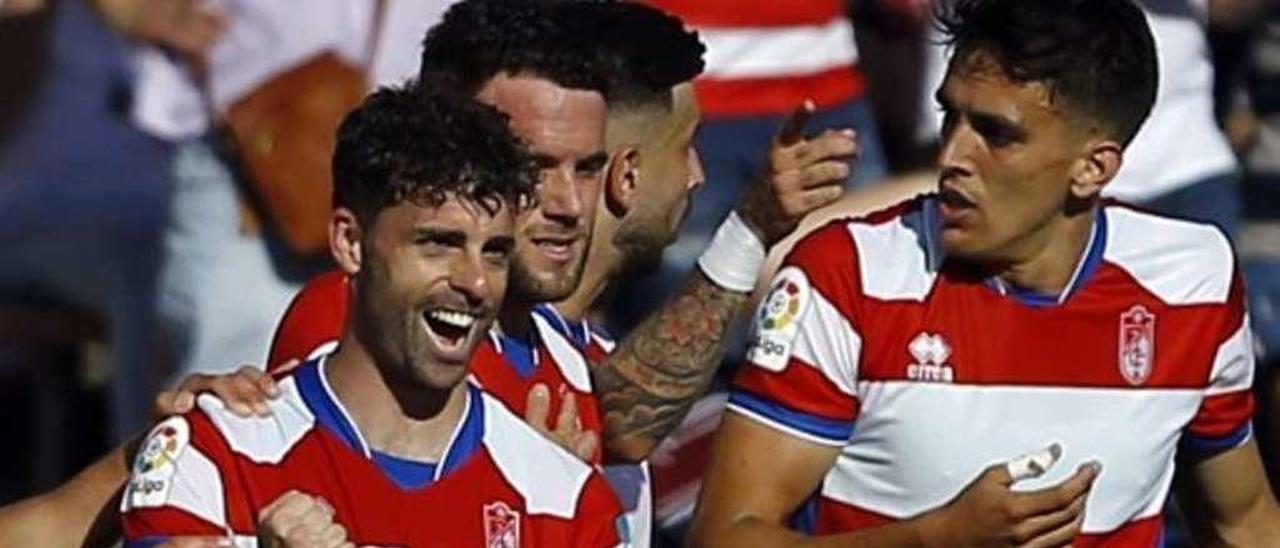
<box><xmin>498</xmin><ymin>297</ymin><xmax>536</xmax><ymax>340</ymax></box>
<box><xmin>993</xmin><ymin>208</ymin><xmax>1097</xmax><ymax>295</ymax></box>
<box><xmin>325</xmin><ymin>328</ymin><xmax>467</xmax><ymax>461</ymax></box>
<box><xmin>556</xmin><ymin>215</ymin><xmax>623</xmax><ymax>322</ymax></box>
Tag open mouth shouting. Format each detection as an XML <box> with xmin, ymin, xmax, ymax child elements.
<box><xmin>421</xmin><ymin>307</ymin><xmax>483</xmax><ymax>362</ymax></box>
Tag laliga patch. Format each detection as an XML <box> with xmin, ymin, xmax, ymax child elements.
<box><xmin>124</xmin><ymin>416</ymin><xmax>190</xmax><ymax>510</ymax></box>
<box><xmin>746</xmin><ymin>266</ymin><xmax>811</xmax><ymax>372</ymax></box>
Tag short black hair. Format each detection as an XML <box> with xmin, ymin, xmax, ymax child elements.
<box><xmin>938</xmin><ymin>0</ymin><xmax>1158</xmax><ymax>145</ymax></box>
<box><xmin>562</xmin><ymin>2</ymin><xmax>705</xmax><ymax>112</ymax></box>
<box><xmin>332</xmin><ymin>85</ymin><xmax>536</xmax><ymax>222</ymax></box>
<box><xmin>418</xmin><ymin>0</ymin><xmax>610</xmax><ymax>97</ymax></box>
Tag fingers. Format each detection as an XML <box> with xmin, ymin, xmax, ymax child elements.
<box><xmin>277</xmin><ymin>358</ymin><xmax>304</xmax><ymax>374</ymax></box>
<box><xmin>525</xmin><ymin>384</ymin><xmax>552</xmax><ymax>434</ymax></box>
<box><xmin>554</xmin><ymin>389</ymin><xmax>581</xmax><ymax>437</ymax></box>
<box><xmin>1019</xmin><ymin>499</ymin><xmax>1087</xmax><ymax>548</ymax></box>
<box><xmin>771</xmin><ymin>130</ymin><xmax>858</xmax><ymax>175</ymax></box>
<box><xmin>259</xmin><ymin>491</ymin><xmax>339</xmax><ymax>545</ymax></box>
<box><xmin>1006</xmin><ymin>443</ymin><xmax>1064</xmax><ymax>483</ymax></box>
<box><xmin>1012</xmin><ymin>462</ymin><xmax>1101</xmax><ymax>517</ymax></box>
<box><xmin>775</xmin><ymin>100</ymin><xmax>816</xmax><ymax>146</ymax></box>
<box><xmin>573</xmin><ymin>431</ymin><xmax>599</xmax><ymax>462</ymax></box>
<box><xmin>1011</xmin><ymin>485</ymin><xmax>1088</xmax><ymax>547</ymax></box>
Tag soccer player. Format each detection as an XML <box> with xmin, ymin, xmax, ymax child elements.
<box><xmin>689</xmin><ymin>0</ymin><xmax>1280</xmax><ymax>546</ymax></box>
<box><xmin>120</xmin><ymin>86</ymin><xmax>625</xmax><ymax>546</ymax></box>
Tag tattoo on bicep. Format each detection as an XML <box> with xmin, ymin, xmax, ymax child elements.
<box><xmin>596</xmin><ymin>272</ymin><xmax>749</xmax><ymax>446</ymax></box>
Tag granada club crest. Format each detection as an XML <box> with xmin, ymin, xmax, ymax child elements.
<box><xmin>484</xmin><ymin>501</ymin><xmax>520</xmax><ymax>548</ymax></box>
<box><xmin>1119</xmin><ymin>305</ymin><xmax>1156</xmax><ymax>386</ymax></box>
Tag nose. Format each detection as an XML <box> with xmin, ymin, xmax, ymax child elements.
<box><xmin>448</xmin><ymin>254</ymin><xmax>489</xmax><ymax>305</ymax></box>
<box><xmin>537</xmin><ymin>167</ymin><xmax>584</xmax><ymax>226</ymax></box>
<box><xmin>687</xmin><ymin>146</ymin><xmax>706</xmax><ymax>193</ymax></box>
<box><xmin>936</xmin><ymin>122</ymin><xmax>975</xmax><ymax>178</ymax></box>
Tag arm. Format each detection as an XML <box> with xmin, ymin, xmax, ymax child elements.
<box><xmin>1177</xmin><ymin>438</ymin><xmax>1280</xmax><ymax>546</ymax></box>
<box><xmin>1208</xmin><ymin>0</ymin><xmax>1269</xmax><ymax>29</ymax></box>
<box><xmin>0</xmin><ymin>442</ymin><xmax>133</xmax><ymax>548</ymax></box>
<box><xmin>0</xmin><ymin>367</ymin><xmax>278</xmax><ymax>548</ymax></box>
<box><xmin>0</xmin><ymin>0</ymin><xmax>47</xmax><ymax>17</ymax></box>
<box><xmin>687</xmin><ymin>413</ymin><xmax>1097</xmax><ymax>548</ymax></box>
<box><xmin>594</xmin><ymin>103</ymin><xmax>855</xmax><ymax>461</ymax></box>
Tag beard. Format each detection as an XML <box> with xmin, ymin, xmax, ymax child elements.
<box><xmin>613</xmin><ymin>205</ymin><xmax>679</xmax><ymax>276</ymax></box>
<box><xmin>508</xmin><ymin>249</ymin><xmax>587</xmax><ymax>302</ymax></box>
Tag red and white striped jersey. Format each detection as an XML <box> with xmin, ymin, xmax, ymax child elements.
<box><xmin>731</xmin><ymin>196</ymin><xmax>1255</xmax><ymax>545</ymax></box>
<box><xmin>648</xmin><ymin>0</ymin><xmax>865</xmax><ymax>118</ymax></box>
<box><xmin>121</xmin><ymin>358</ymin><xmax>625</xmax><ymax>547</ymax></box>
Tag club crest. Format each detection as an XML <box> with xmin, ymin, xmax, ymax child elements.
<box><xmin>484</xmin><ymin>501</ymin><xmax>521</xmax><ymax>548</ymax></box>
<box><xmin>1118</xmin><ymin>305</ymin><xmax>1156</xmax><ymax>386</ymax></box>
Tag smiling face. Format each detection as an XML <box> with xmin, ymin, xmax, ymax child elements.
<box><xmin>475</xmin><ymin>73</ymin><xmax>608</xmax><ymax>303</ymax></box>
<box><xmin>350</xmin><ymin>195</ymin><xmax>514</xmax><ymax>390</ymax></box>
<box><xmin>934</xmin><ymin>51</ymin><xmax>1099</xmax><ymax>265</ymax></box>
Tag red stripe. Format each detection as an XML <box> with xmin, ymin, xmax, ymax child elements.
<box><xmin>1189</xmin><ymin>390</ymin><xmax>1256</xmax><ymax>438</ymax></box>
<box><xmin>694</xmin><ymin>66</ymin><xmax>865</xmax><ymax>118</ymax></box>
<box><xmin>268</xmin><ymin>269</ymin><xmax>348</xmax><ymax>372</ymax></box>
<box><xmin>734</xmin><ymin>357</ymin><xmax>859</xmax><ymax>422</ymax></box>
<box><xmin>814</xmin><ymin>498</ymin><xmax>1163</xmax><ymax>546</ymax></box>
<box><xmin>648</xmin><ymin>0</ymin><xmax>845</xmax><ymax>28</ymax></box>
<box><xmin>123</xmin><ymin>506</ymin><xmax>224</xmax><ymax>540</ymax></box>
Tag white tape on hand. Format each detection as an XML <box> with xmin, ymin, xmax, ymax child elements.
<box><xmin>697</xmin><ymin>211</ymin><xmax>767</xmax><ymax>293</ymax></box>
<box><xmin>1005</xmin><ymin>443</ymin><xmax>1063</xmax><ymax>482</ymax></box>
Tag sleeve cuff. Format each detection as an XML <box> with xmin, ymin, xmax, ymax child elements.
<box><xmin>727</xmin><ymin>391</ymin><xmax>854</xmax><ymax>446</ymax></box>
<box><xmin>1182</xmin><ymin>422</ymin><xmax>1253</xmax><ymax>458</ymax></box>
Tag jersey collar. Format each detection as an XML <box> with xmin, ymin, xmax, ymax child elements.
<box><xmin>984</xmin><ymin>208</ymin><xmax>1108</xmax><ymax>307</ymax></box>
<box><xmin>294</xmin><ymin>356</ymin><xmax>485</xmax><ymax>485</ymax></box>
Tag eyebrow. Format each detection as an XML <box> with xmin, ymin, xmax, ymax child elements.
<box><xmin>484</xmin><ymin>235</ymin><xmax>516</xmax><ymax>253</ymax></box>
<box><xmin>935</xmin><ymin>90</ymin><xmax>1025</xmax><ymax>138</ymax></box>
<box><xmin>412</xmin><ymin>226</ymin><xmax>467</xmax><ymax>246</ymax></box>
<box><xmin>576</xmin><ymin>151</ymin><xmax>609</xmax><ymax>172</ymax></box>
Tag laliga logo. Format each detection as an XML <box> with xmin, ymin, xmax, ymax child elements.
<box><xmin>759</xmin><ymin>278</ymin><xmax>802</xmax><ymax>331</ymax></box>
<box><xmin>137</xmin><ymin>425</ymin><xmax>181</xmax><ymax>473</ymax></box>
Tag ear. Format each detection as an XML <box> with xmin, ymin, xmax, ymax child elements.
<box><xmin>603</xmin><ymin>146</ymin><xmax>641</xmax><ymax>218</ymax></box>
<box><xmin>330</xmin><ymin>207</ymin><xmax>364</xmax><ymax>276</ymax></box>
<box><xmin>1069</xmin><ymin>139</ymin><xmax>1122</xmax><ymax>200</ymax></box>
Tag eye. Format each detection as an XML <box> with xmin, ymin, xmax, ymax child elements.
<box><xmin>481</xmin><ymin>239</ymin><xmax>514</xmax><ymax>266</ymax></box>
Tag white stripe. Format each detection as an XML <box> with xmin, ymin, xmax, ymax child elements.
<box><xmin>700</xmin><ymin>19</ymin><xmax>858</xmax><ymax>80</ymax></box>
<box><xmin>1207</xmin><ymin>319</ymin><xmax>1255</xmax><ymax>395</ymax></box>
<box><xmin>198</xmin><ymin>376</ymin><xmax>316</xmax><ymax>465</ymax></box>
<box><xmin>481</xmin><ymin>394</ymin><xmax>593</xmax><ymax>518</ymax></box>
<box><xmin>532</xmin><ymin>313</ymin><xmax>594</xmax><ymax>393</ymax></box>
<box><xmin>166</xmin><ymin>444</ymin><xmax>228</xmax><ymax>531</ymax></box>
<box><xmin>823</xmin><ymin>382</ymin><xmax>1200</xmax><ymax>533</ymax></box>
<box><xmin>725</xmin><ymin>403</ymin><xmax>848</xmax><ymax>447</ymax></box>
<box><xmin>849</xmin><ymin>212</ymin><xmax>939</xmax><ymax>302</ymax></box>
<box><xmin>791</xmin><ymin>290</ymin><xmax>861</xmax><ymax>398</ymax></box>
<box><xmin>1103</xmin><ymin>207</ymin><xmax>1234</xmax><ymax>306</ymax></box>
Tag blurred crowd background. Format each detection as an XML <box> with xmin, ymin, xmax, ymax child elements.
<box><xmin>0</xmin><ymin>0</ymin><xmax>1277</xmax><ymax>545</ymax></box>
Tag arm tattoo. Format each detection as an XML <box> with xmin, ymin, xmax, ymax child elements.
<box><xmin>594</xmin><ymin>271</ymin><xmax>749</xmax><ymax>458</ymax></box>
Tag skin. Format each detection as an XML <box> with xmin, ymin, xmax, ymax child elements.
<box><xmin>688</xmin><ymin>50</ymin><xmax>1140</xmax><ymax>547</ymax></box>
<box><xmin>325</xmin><ymin>196</ymin><xmax>513</xmax><ymax>460</ymax></box>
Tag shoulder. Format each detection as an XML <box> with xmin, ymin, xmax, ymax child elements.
<box><xmin>188</xmin><ymin>372</ymin><xmax>318</xmax><ymax>465</ymax></box>
<box><xmin>784</xmin><ymin>195</ymin><xmax>940</xmax><ymax>303</ymax></box>
<box><xmin>478</xmin><ymin>393</ymin><xmax>606</xmax><ymax>519</ymax></box>
<box><xmin>1101</xmin><ymin>203</ymin><xmax>1236</xmax><ymax>306</ymax></box>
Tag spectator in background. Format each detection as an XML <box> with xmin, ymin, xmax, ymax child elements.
<box><xmin>134</xmin><ymin>0</ymin><xmax>451</xmax><ymax>387</ymax></box>
<box><xmin>614</xmin><ymin>0</ymin><xmax>890</xmax><ymax>331</ymax></box>
<box><xmin>0</xmin><ymin>0</ymin><xmax>221</xmax><ymax>440</ymax></box>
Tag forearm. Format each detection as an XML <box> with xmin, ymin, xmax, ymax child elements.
<box><xmin>0</xmin><ymin>441</ymin><xmax>134</xmax><ymax>548</ymax></box>
<box><xmin>594</xmin><ymin>271</ymin><xmax>748</xmax><ymax>461</ymax></box>
<box><xmin>0</xmin><ymin>0</ymin><xmax>48</xmax><ymax>17</ymax></box>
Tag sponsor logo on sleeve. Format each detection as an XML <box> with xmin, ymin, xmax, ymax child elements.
<box><xmin>124</xmin><ymin>416</ymin><xmax>190</xmax><ymax>510</ymax></box>
<box><xmin>746</xmin><ymin>267</ymin><xmax>812</xmax><ymax>372</ymax></box>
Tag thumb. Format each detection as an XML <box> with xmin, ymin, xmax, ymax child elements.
<box><xmin>524</xmin><ymin>384</ymin><xmax>552</xmax><ymax>432</ymax></box>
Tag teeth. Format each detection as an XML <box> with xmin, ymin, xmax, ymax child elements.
<box><xmin>428</xmin><ymin>310</ymin><xmax>476</xmax><ymax>329</ymax></box>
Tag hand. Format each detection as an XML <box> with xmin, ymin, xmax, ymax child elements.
<box><xmin>525</xmin><ymin>383</ymin><xmax>599</xmax><ymax>461</ymax></box>
<box><xmin>258</xmin><ymin>491</ymin><xmax>354</xmax><ymax>548</ymax></box>
<box><xmin>153</xmin><ymin>364</ymin><xmax>283</xmax><ymax>419</ymax></box>
<box><xmin>92</xmin><ymin>0</ymin><xmax>226</xmax><ymax>58</ymax></box>
<box><xmin>922</xmin><ymin>445</ymin><xmax>1101</xmax><ymax>548</ymax></box>
<box><xmin>736</xmin><ymin>100</ymin><xmax>858</xmax><ymax>247</ymax></box>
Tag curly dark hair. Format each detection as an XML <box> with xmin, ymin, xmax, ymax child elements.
<box><xmin>561</xmin><ymin>2</ymin><xmax>705</xmax><ymax>112</ymax></box>
<box><xmin>418</xmin><ymin>0</ymin><xmax>611</xmax><ymax>97</ymax></box>
<box><xmin>938</xmin><ymin>0</ymin><xmax>1157</xmax><ymax>145</ymax></box>
<box><xmin>332</xmin><ymin>85</ymin><xmax>536</xmax><ymax>222</ymax></box>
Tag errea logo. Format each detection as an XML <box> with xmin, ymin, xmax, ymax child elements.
<box><xmin>907</xmin><ymin>332</ymin><xmax>954</xmax><ymax>383</ymax></box>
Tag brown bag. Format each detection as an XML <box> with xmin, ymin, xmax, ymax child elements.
<box><xmin>220</xmin><ymin>52</ymin><xmax>368</xmax><ymax>257</ymax></box>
